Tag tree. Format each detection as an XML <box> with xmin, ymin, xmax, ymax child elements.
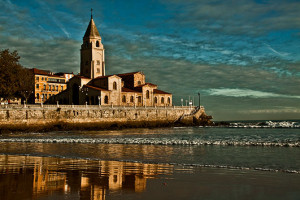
<box><xmin>16</xmin><ymin>68</ymin><xmax>34</xmax><ymax>103</ymax></box>
<box><xmin>0</xmin><ymin>49</ymin><xmax>34</xmax><ymax>102</ymax></box>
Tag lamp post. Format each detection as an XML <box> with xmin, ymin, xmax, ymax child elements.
<box><xmin>198</xmin><ymin>92</ymin><xmax>200</xmax><ymax>107</ymax></box>
<box><xmin>98</xmin><ymin>96</ymin><xmax>101</xmax><ymax>107</ymax></box>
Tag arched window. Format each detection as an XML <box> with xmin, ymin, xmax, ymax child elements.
<box><xmin>168</xmin><ymin>97</ymin><xmax>170</xmax><ymax>104</ymax></box>
<box><xmin>36</xmin><ymin>93</ymin><xmax>39</xmax><ymax>100</ymax></box>
<box><xmin>122</xmin><ymin>95</ymin><xmax>126</xmax><ymax>103</ymax></box>
<box><xmin>113</xmin><ymin>82</ymin><xmax>117</xmax><ymax>90</ymax></box>
<box><xmin>96</xmin><ymin>41</ymin><xmax>100</xmax><ymax>47</ymax></box>
<box><xmin>137</xmin><ymin>81</ymin><xmax>141</xmax><ymax>85</ymax></box>
<box><xmin>161</xmin><ymin>97</ymin><xmax>164</xmax><ymax>104</ymax></box>
<box><xmin>154</xmin><ymin>97</ymin><xmax>157</xmax><ymax>104</ymax></box>
<box><xmin>138</xmin><ymin>96</ymin><xmax>142</xmax><ymax>103</ymax></box>
<box><xmin>104</xmin><ymin>95</ymin><xmax>109</xmax><ymax>104</ymax></box>
<box><xmin>130</xmin><ymin>96</ymin><xmax>134</xmax><ymax>102</ymax></box>
<box><xmin>146</xmin><ymin>90</ymin><xmax>150</xmax><ymax>99</ymax></box>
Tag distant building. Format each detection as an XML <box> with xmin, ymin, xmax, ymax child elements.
<box><xmin>49</xmin><ymin>13</ymin><xmax>172</xmax><ymax>106</ymax></box>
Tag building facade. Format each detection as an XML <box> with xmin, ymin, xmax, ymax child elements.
<box><xmin>49</xmin><ymin>14</ymin><xmax>172</xmax><ymax>107</ymax></box>
<box><xmin>32</xmin><ymin>68</ymin><xmax>68</xmax><ymax>104</ymax></box>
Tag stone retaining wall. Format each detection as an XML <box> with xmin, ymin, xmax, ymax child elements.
<box><xmin>0</xmin><ymin>105</ymin><xmax>210</xmax><ymax>132</ymax></box>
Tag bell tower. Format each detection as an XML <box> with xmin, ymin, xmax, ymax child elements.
<box><xmin>80</xmin><ymin>10</ymin><xmax>105</xmax><ymax>79</ymax></box>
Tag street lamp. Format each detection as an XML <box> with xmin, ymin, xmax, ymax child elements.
<box><xmin>198</xmin><ymin>92</ymin><xmax>200</xmax><ymax>107</ymax></box>
<box><xmin>181</xmin><ymin>98</ymin><xmax>183</xmax><ymax>107</ymax></box>
<box><xmin>98</xmin><ymin>96</ymin><xmax>101</xmax><ymax>107</ymax></box>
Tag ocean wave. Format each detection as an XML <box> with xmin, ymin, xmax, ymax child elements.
<box><xmin>0</xmin><ymin>138</ymin><xmax>299</xmax><ymax>147</ymax></box>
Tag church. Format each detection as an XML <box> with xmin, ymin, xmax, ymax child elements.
<box><xmin>49</xmin><ymin>14</ymin><xmax>172</xmax><ymax>107</ymax></box>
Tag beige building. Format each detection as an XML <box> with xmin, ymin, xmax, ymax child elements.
<box><xmin>50</xmin><ymin>14</ymin><xmax>172</xmax><ymax>106</ymax></box>
<box><xmin>32</xmin><ymin>68</ymin><xmax>68</xmax><ymax>104</ymax></box>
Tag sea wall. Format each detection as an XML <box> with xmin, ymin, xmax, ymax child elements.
<box><xmin>0</xmin><ymin>105</ymin><xmax>212</xmax><ymax>132</ymax></box>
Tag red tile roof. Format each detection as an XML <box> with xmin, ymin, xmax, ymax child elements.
<box><xmin>94</xmin><ymin>74</ymin><xmax>122</xmax><ymax>80</ymax></box>
<box><xmin>32</xmin><ymin>68</ymin><xmax>52</xmax><ymax>75</ymax></box>
<box><xmin>122</xmin><ymin>87</ymin><xmax>141</xmax><ymax>93</ymax></box>
<box><xmin>116</xmin><ymin>71</ymin><xmax>141</xmax><ymax>77</ymax></box>
<box><xmin>73</xmin><ymin>75</ymin><xmax>91</xmax><ymax>79</ymax></box>
<box><xmin>153</xmin><ymin>89</ymin><xmax>171</xmax><ymax>94</ymax></box>
<box><xmin>83</xmin><ymin>85</ymin><xmax>109</xmax><ymax>91</ymax></box>
<box><xmin>135</xmin><ymin>83</ymin><xmax>157</xmax><ymax>88</ymax></box>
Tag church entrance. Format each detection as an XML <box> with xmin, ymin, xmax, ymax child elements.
<box><xmin>72</xmin><ymin>83</ymin><xmax>79</xmax><ymax>105</ymax></box>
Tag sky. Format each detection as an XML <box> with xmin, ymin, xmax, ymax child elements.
<box><xmin>0</xmin><ymin>0</ymin><xmax>299</xmax><ymax>121</ymax></box>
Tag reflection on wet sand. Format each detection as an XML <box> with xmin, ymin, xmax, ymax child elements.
<box><xmin>0</xmin><ymin>155</ymin><xmax>173</xmax><ymax>200</ymax></box>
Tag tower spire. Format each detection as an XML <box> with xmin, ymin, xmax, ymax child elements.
<box><xmin>91</xmin><ymin>8</ymin><xmax>93</xmax><ymax>19</ymax></box>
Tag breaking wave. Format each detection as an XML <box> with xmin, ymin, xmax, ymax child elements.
<box><xmin>0</xmin><ymin>137</ymin><xmax>299</xmax><ymax>147</ymax></box>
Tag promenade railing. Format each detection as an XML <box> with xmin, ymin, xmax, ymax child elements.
<box><xmin>0</xmin><ymin>104</ymin><xmax>204</xmax><ymax>111</ymax></box>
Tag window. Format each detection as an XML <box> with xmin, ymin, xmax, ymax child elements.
<box><xmin>56</xmin><ymin>86</ymin><xmax>58</xmax><ymax>91</ymax></box>
<box><xmin>146</xmin><ymin>90</ymin><xmax>150</xmax><ymax>99</ymax></box>
<box><xmin>42</xmin><ymin>77</ymin><xmax>44</xmax><ymax>81</ymax></box>
<box><xmin>161</xmin><ymin>97</ymin><xmax>164</xmax><ymax>104</ymax></box>
<box><xmin>168</xmin><ymin>97</ymin><xmax>171</xmax><ymax>104</ymax></box>
<box><xmin>36</xmin><ymin>84</ymin><xmax>39</xmax><ymax>89</ymax></box>
<box><xmin>36</xmin><ymin>93</ymin><xmax>39</xmax><ymax>100</ymax></box>
<box><xmin>122</xmin><ymin>95</ymin><xmax>126</xmax><ymax>103</ymax></box>
<box><xmin>113</xmin><ymin>82</ymin><xmax>117</xmax><ymax>90</ymax></box>
<box><xmin>97</xmin><ymin>60</ymin><xmax>100</xmax><ymax>65</ymax></box>
<box><xmin>43</xmin><ymin>84</ymin><xmax>46</xmax><ymax>90</ymax></box>
<box><xmin>97</xmin><ymin>68</ymin><xmax>100</xmax><ymax>73</ymax></box>
<box><xmin>138</xmin><ymin>96</ymin><xmax>142</xmax><ymax>103</ymax></box>
<box><xmin>154</xmin><ymin>97</ymin><xmax>157</xmax><ymax>104</ymax></box>
<box><xmin>104</xmin><ymin>95</ymin><xmax>109</xmax><ymax>104</ymax></box>
<box><xmin>137</xmin><ymin>81</ymin><xmax>141</xmax><ymax>85</ymax></box>
<box><xmin>36</xmin><ymin>77</ymin><xmax>39</xmax><ymax>81</ymax></box>
<box><xmin>130</xmin><ymin>96</ymin><xmax>134</xmax><ymax>102</ymax></box>
<box><xmin>61</xmin><ymin>85</ymin><xmax>63</xmax><ymax>91</ymax></box>
<box><xmin>49</xmin><ymin>85</ymin><xmax>51</xmax><ymax>91</ymax></box>
<box><xmin>96</xmin><ymin>41</ymin><xmax>100</xmax><ymax>47</ymax></box>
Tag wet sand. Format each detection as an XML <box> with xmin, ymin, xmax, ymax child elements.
<box><xmin>0</xmin><ymin>155</ymin><xmax>299</xmax><ymax>200</ymax></box>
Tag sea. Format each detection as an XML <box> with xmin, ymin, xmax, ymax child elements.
<box><xmin>0</xmin><ymin>120</ymin><xmax>299</xmax><ymax>200</ymax></box>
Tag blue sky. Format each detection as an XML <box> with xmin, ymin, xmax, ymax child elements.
<box><xmin>0</xmin><ymin>0</ymin><xmax>300</xmax><ymax>120</ymax></box>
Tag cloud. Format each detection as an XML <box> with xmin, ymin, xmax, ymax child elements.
<box><xmin>264</xmin><ymin>43</ymin><xmax>289</xmax><ymax>57</ymax></box>
<box><xmin>204</xmin><ymin>88</ymin><xmax>300</xmax><ymax>99</ymax></box>
<box><xmin>160</xmin><ymin>0</ymin><xmax>300</xmax><ymax>35</ymax></box>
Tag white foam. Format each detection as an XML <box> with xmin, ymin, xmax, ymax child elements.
<box><xmin>0</xmin><ymin>138</ymin><xmax>299</xmax><ymax>147</ymax></box>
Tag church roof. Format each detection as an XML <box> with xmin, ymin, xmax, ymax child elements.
<box><xmin>153</xmin><ymin>89</ymin><xmax>171</xmax><ymax>94</ymax></box>
<box><xmin>73</xmin><ymin>75</ymin><xmax>91</xmax><ymax>79</ymax></box>
<box><xmin>122</xmin><ymin>87</ymin><xmax>141</xmax><ymax>93</ymax></box>
<box><xmin>117</xmin><ymin>71</ymin><xmax>141</xmax><ymax>77</ymax></box>
<box><xmin>135</xmin><ymin>83</ymin><xmax>157</xmax><ymax>88</ymax></box>
<box><xmin>83</xmin><ymin>84</ymin><xmax>109</xmax><ymax>91</ymax></box>
<box><xmin>84</xmin><ymin>17</ymin><xmax>101</xmax><ymax>38</ymax></box>
<box><xmin>94</xmin><ymin>74</ymin><xmax>121</xmax><ymax>80</ymax></box>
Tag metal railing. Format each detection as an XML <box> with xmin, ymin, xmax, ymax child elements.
<box><xmin>0</xmin><ymin>103</ymin><xmax>200</xmax><ymax>111</ymax></box>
